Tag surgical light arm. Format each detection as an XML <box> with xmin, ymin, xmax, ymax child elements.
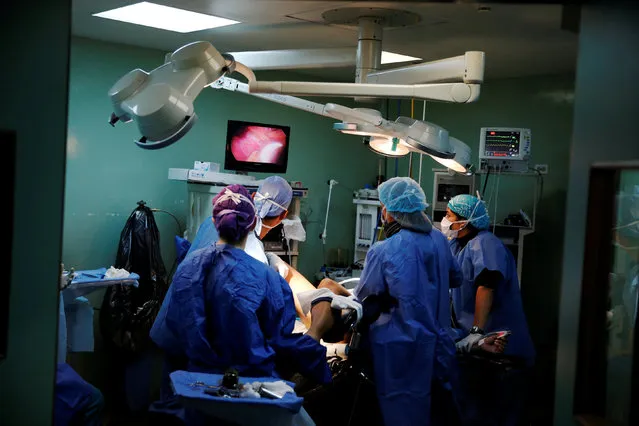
<box><xmin>212</xmin><ymin>77</ymin><xmax>388</xmax><ymax>129</ymax></box>
<box><xmin>249</xmin><ymin>81</ymin><xmax>480</xmax><ymax>103</ymax></box>
<box><xmin>212</xmin><ymin>77</ymin><xmax>332</xmax><ymax>119</ymax></box>
<box><xmin>366</xmin><ymin>52</ymin><xmax>485</xmax><ymax>85</ymax></box>
<box><xmin>247</xmin><ymin>51</ymin><xmax>484</xmax><ymax>103</ymax></box>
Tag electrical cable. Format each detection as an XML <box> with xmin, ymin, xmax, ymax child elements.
<box><xmin>151</xmin><ymin>208</ymin><xmax>184</xmax><ymax>237</ymax></box>
<box><xmin>533</xmin><ymin>168</ymin><xmax>544</xmax><ymax>204</ymax></box>
<box><xmin>485</xmin><ymin>170</ymin><xmax>496</xmax><ymax>211</ymax></box>
<box><xmin>482</xmin><ymin>166</ymin><xmax>491</xmax><ymax>198</ymax></box>
<box><xmin>492</xmin><ymin>167</ymin><xmax>501</xmax><ymax>233</ymax></box>
<box><xmin>151</xmin><ymin>208</ymin><xmax>184</xmax><ymax>282</ymax></box>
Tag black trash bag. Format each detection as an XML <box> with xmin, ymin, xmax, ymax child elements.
<box><xmin>100</xmin><ymin>201</ymin><xmax>168</xmax><ymax>354</ymax></box>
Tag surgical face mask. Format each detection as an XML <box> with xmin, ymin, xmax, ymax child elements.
<box><xmin>442</xmin><ymin>199</ymin><xmax>488</xmax><ymax>239</ymax></box>
<box><xmin>255</xmin><ymin>217</ymin><xmax>276</xmax><ymax>236</ymax></box>
<box><xmin>380</xmin><ymin>207</ymin><xmax>390</xmax><ymax>225</ymax></box>
<box><xmin>440</xmin><ymin>217</ymin><xmax>460</xmax><ymax>240</ymax></box>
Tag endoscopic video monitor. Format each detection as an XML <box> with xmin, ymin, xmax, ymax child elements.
<box><xmin>224</xmin><ymin>120</ymin><xmax>290</xmax><ymax>174</ymax></box>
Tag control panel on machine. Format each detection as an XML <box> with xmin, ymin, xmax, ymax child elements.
<box><xmin>431</xmin><ymin>171</ymin><xmax>479</xmax><ymax>224</ymax></box>
<box><xmin>478</xmin><ymin>127</ymin><xmax>531</xmax><ymax>173</ymax></box>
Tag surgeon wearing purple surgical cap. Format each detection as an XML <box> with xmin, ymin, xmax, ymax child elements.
<box><xmin>150</xmin><ymin>184</ymin><xmax>334</xmax><ymax>424</ymax></box>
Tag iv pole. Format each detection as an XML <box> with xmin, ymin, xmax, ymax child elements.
<box><xmin>320</xmin><ymin>179</ymin><xmax>339</xmax><ymax>244</ymax></box>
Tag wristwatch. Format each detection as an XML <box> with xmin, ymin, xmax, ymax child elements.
<box><xmin>469</xmin><ymin>326</ymin><xmax>484</xmax><ymax>335</ymax></box>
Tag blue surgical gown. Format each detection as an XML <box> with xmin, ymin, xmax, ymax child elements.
<box><xmin>449</xmin><ymin>231</ymin><xmax>535</xmax><ymax>364</ymax></box>
<box><xmin>354</xmin><ymin>228</ymin><xmax>462</xmax><ymax>426</ymax></box>
<box><xmin>186</xmin><ymin>216</ymin><xmax>219</xmax><ymax>257</ymax></box>
<box><xmin>150</xmin><ymin>243</ymin><xmax>330</xmax><ymax>383</ymax></box>
<box><xmin>54</xmin><ymin>363</ymin><xmax>103</xmax><ymax>426</ymax></box>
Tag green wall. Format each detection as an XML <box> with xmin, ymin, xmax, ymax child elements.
<box><xmin>0</xmin><ymin>1</ymin><xmax>70</xmax><ymax>425</ymax></box>
<box><xmin>386</xmin><ymin>75</ymin><xmax>575</xmax><ymax>422</ymax></box>
<box><xmin>63</xmin><ymin>37</ymin><xmax>380</xmax><ymax>280</ymax></box>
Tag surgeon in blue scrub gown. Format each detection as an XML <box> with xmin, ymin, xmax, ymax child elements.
<box><xmin>442</xmin><ymin>194</ymin><xmax>535</xmax><ymax>426</ymax></box>
<box><xmin>350</xmin><ymin>177</ymin><xmax>463</xmax><ymax>426</ymax></box>
<box><xmin>54</xmin><ymin>363</ymin><xmax>104</xmax><ymax>426</ymax></box>
<box><xmin>150</xmin><ymin>185</ymin><xmax>333</xmax><ymax>424</ymax></box>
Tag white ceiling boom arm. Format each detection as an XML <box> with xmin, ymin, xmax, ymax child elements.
<box><xmin>212</xmin><ymin>77</ymin><xmax>384</xmax><ymax>126</ymax></box>
<box><xmin>366</xmin><ymin>51</ymin><xmax>485</xmax><ymax>85</ymax></box>
<box><xmin>246</xmin><ymin>51</ymin><xmax>484</xmax><ymax>103</ymax></box>
<box><xmin>249</xmin><ymin>80</ymin><xmax>480</xmax><ymax>103</ymax></box>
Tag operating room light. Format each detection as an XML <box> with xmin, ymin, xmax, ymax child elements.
<box><xmin>429</xmin><ymin>137</ymin><xmax>473</xmax><ymax>174</ymax></box>
<box><xmin>333</xmin><ymin>122</ymin><xmax>391</xmax><ymax>139</ymax></box>
<box><xmin>381</xmin><ymin>51</ymin><xmax>422</xmax><ymax>65</ymax></box>
<box><xmin>368</xmin><ymin>137</ymin><xmax>411</xmax><ymax>157</ymax></box>
<box><xmin>93</xmin><ymin>2</ymin><xmax>240</xmax><ymax>33</ymax></box>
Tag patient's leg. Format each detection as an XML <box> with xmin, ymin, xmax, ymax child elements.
<box><xmin>317</xmin><ymin>278</ymin><xmax>351</xmax><ymax>297</ymax></box>
<box><xmin>283</xmin><ymin>262</ymin><xmax>315</xmax><ymax>329</ymax></box>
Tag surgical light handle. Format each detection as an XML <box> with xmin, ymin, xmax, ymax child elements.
<box><xmin>320</xmin><ymin>179</ymin><xmax>339</xmax><ymax>244</ymax></box>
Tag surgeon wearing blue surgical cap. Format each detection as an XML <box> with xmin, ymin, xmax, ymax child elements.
<box><xmin>350</xmin><ymin>177</ymin><xmax>464</xmax><ymax>426</ymax></box>
<box><xmin>443</xmin><ymin>194</ymin><xmax>535</xmax><ymax>426</ymax></box>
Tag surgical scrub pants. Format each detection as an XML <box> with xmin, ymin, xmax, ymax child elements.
<box><xmin>454</xmin><ymin>355</ymin><xmax>531</xmax><ymax>426</ymax></box>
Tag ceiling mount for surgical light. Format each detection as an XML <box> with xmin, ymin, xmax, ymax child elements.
<box><xmin>321</xmin><ymin>7</ymin><xmax>422</xmax><ymax>100</ymax></box>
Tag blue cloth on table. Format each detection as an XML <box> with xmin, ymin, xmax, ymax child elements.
<box><xmin>62</xmin><ymin>268</ymin><xmax>139</xmax><ymax>300</ymax></box>
<box><xmin>59</xmin><ymin>267</ymin><xmax>139</xmax><ymax>355</ymax></box>
<box><xmin>65</xmin><ymin>297</ymin><xmax>94</xmax><ymax>353</ymax></box>
<box><xmin>170</xmin><ymin>370</ymin><xmax>304</xmax><ymax>414</ymax></box>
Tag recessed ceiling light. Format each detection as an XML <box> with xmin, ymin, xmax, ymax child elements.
<box><xmin>93</xmin><ymin>2</ymin><xmax>240</xmax><ymax>33</ymax></box>
<box><xmin>381</xmin><ymin>51</ymin><xmax>422</xmax><ymax>65</ymax></box>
